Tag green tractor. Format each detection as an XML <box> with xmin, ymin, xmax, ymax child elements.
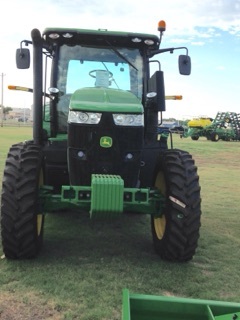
<box><xmin>1</xmin><ymin>21</ymin><xmax>201</xmax><ymax>262</ymax></box>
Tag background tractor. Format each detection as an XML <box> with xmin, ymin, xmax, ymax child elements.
<box><xmin>1</xmin><ymin>21</ymin><xmax>201</xmax><ymax>262</ymax></box>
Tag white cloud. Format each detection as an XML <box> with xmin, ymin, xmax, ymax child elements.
<box><xmin>1</xmin><ymin>0</ymin><xmax>240</xmax><ymax>115</ymax></box>
<box><xmin>2</xmin><ymin>0</ymin><xmax>240</xmax><ymax>45</ymax></box>
<box><xmin>216</xmin><ymin>65</ymin><xmax>226</xmax><ymax>71</ymax></box>
<box><xmin>191</xmin><ymin>41</ymin><xmax>205</xmax><ymax>46</ymax></box>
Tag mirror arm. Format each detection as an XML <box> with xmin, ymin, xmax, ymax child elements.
<box><xmin>18</xmin><ymin>40</ymin><xmax>32</xmax><ymax>58</ymax></box>
<box><xmin>20</xmin><ymin>40</ymin><xmax>32</xmax><ymax>49</ymax></box>
<box><xmin>20</xmin><ymin>39</ymin><xmax>52</xmax><ymax>54</ymax></box>
<box><xmin>148</xmin><ymin>46</ymin><xmax>189</xmax><ymax>58</ymax></box>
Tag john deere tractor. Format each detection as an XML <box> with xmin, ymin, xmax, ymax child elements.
<box><xmin>1</xmin><ymin>21</ymin><xmax>201</xmax><ymax>261</ymax></box>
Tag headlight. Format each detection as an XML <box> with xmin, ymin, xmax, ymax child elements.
<box><xmin>113</xmin><ymin>114</ymin><xmax>144</xmax><ymax>126</ymax></box>
<box><xmin>68</xmin><ymin>111</ymin><xmax>102</xmax><ymax>124</ymax></box>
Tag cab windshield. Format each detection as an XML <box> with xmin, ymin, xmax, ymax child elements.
<box><xmin>56</xmin><ymin>44</ymin><xmax>144</xmax><ymax>132</ymax></box>
<box><xmin>57</xmin><ymin>45</ymin><xmax>143</xmax><ymax>97</ymax></box>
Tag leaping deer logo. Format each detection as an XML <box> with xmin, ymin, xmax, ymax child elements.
<box><xmin>100</xmin><ymin>136</ymin><xmax>113</xmax><ymax>148</ymax></box>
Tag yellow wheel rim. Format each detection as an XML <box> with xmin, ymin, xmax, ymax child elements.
<box><xmin>154</xmin><ymin>171</ymin><xmax>167</xmax><ymax>240</ymax></box>
<box><xmin>154</xmin><ymin>216</ymin><xmax>166</xmax><ymax>240</ymax></box>
<box><xmin>37</xmin><ymin>169</ymin><xmax>44</xmax><ymax>236</ymax></box>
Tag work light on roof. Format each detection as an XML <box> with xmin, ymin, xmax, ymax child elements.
<box><xmin>131</xmin><ymin>37</ymin><xmax>142</xmax><ymax>43</ymax></box>
<box><xmin>49</xmin><ymin>33</ymin><xmax>60</xmax><ymax>39</ymax></box>
<box><xmin>144</xmin><ymin>39</ymin><xmax>154</xmax><ymax>45</ymax></box>
<box><xmin>63</xmin><ymin>33</ymin><xmax>73</xmax><ymax>38</ymax></box>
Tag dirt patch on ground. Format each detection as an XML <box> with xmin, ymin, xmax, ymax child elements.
<box><xmin>0</xmin><ymin>291</ymin><xmax>62</xmax><ymax>320</ymax></box>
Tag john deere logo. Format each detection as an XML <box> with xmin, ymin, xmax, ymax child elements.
<box><xmin>100</xmin><ymin>136</ymin><xmax>112</xmax><ymax>148</ymax></box>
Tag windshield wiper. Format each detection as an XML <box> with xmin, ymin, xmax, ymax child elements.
<box><xmin>105</xmin><ymin>40</ymin><xmax>138</xmax><ymax>71</ymax></box>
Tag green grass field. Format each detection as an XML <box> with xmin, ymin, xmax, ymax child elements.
<box><xmin>0</xmin><ymin>128</ymin><xmax>240</xmax><ymax>320</ymax></box>
<box><xmin>0</xmin><ymin>127</ymin><xmax>32</xmax><ymax>173</ymax></box>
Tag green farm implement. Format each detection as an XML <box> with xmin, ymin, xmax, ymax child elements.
<box><xmin>1</xmin><ymin>20</ymin><xmax>201</xmax><ymax>262</ymax></box>
<box><xmin>206</xmin><ymin>112</ymin><xmax>240</xmax><ymax>141</ymax></box>
<box><xmin>122</xmin><ymin>289</ymin><xmax>240</xmax><ymax>320</ymax></box>
<box><xmin>183</xmin><ymin>112</ymin><xmax>240</xmax><ymax>141</ymax></box>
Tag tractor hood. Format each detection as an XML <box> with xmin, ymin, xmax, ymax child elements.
<box><xmin>69</xmin><ymin>87</ymin><xmax>143</xmax><ymax>113</ymax></box>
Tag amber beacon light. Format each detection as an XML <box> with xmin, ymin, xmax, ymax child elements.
<box><xmin>158</xmin><ymin>20</ymin><xmax>166</xmax><ymax>32</ymax></box>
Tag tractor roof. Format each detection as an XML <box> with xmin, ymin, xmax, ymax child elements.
<box><xmin>43</xmin><ymin>27</ymin><xmax>160</xmax><ymax>50</ymax></box>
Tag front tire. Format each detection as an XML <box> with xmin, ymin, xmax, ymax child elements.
<box><xmin>1</xmin><ymin>142</ymin><xmax>44</xmax><ymax>259</ymax></box>
<box><xmin>151</xmin><ymin>149</ymin><xmax>201</xmax><ymax>262</ymax></box>
<box><xmin>191</xmin><ymin>135</ymin><xmax>199</xmax><ymax>140</ymax></box>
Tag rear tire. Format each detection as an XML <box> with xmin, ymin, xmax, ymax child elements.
<box><xmin>151</xmin><ymin>149</ymin><xmax>201</xmax><ymax>262</ymax></box>
<box><xmin>1</xmin><ymin>142</ymin><xmax>44</xmax><ymax>259</ymax></box>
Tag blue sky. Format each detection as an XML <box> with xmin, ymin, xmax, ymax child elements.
<box><xmin>0</xmin><ymin>0</ymin><xmax>240</xmax><ymax>119</ymax></box>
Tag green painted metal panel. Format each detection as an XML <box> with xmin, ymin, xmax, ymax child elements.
<box><xmin>41</xmin><ymin>175</ymin><xmax>164</xmax><ymax>216</ymax></box>
<box><xmin>214</xmin><ymin>312</ymin><xmax>240</xmax><ymax>320</ymax></box>
<box><xmin>122</xmin><ymin>289</ymin><xmax>240</xmax><ymax>320</ymax></box>
<box><xmin>48</xmin><ymin>134</ymin><xmax>67</xmax><ymax>141</ymax></box>
<box><xmin>90</xmin><ymin>174</ymin><xmax>124</xmax><ymax>218</ymax></box>
<box><xmin>69</xmin><ymin>87</ymin><xmax>143</xmax><ymax>113</ymax></box>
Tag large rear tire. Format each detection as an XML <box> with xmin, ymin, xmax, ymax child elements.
<box><xmin>1</xmin><ymin>142</ymin><xmax>44</xmax><ymax>259</ymax></box>
<box><xmin>151</xmin><ymin>149</ymin><xmax>201</xmax><ymax>262</ymax></box>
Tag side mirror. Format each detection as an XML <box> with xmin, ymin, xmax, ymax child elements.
<box><xmin>16</xmin><ymin>48</ymin><xmax>30</xmax><ymax>69</ymax></box>
<box><xmin>179</xmin><ymin>55</ymin><xmax>191</xmax><ymax>75</ymax></box>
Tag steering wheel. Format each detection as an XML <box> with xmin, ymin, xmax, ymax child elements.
<box><xmin>89</xmin><ymin>69</ymin><xmax>113</xmax><ymax>79</ymax></box>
